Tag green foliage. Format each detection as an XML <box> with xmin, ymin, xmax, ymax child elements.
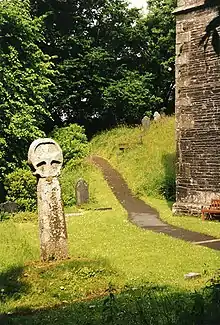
<box><xmin>0</xmin><ymin>0</ymin><xmax>54</xmax><ymax>182</ymax></box>
<box><xmin>92</xmin><ymin>116</ymin><xmax>176</xmax><ymax>201</ymax></box>
<box><xmin>1</xmin><ymin>157</ymin><xmax>220</xmax><ymax>319</ymax></box>
<box><xmin>4</xmin><ymin>168</ymin><xmax>37</xmax><ymax>211</ymax></box>
<box><xmin>103</xmin><ymin>71</ymin><xmax>163</xmax><ymax>124</ymax></box>
<box><xmin>30</xmin><ymin>0</ymin><xmax>176</xmax><ymax>130</ymax></box>
<box><xmin>159</xmin><ymin>175</ymin><xmax>176</xmax><ymax>201</ymax></box>
<box><xmin>9</xmin><ymin>211</ymin><xmax>38</xmax><ymax>223</ymax></box>
<box><xmin>52</xmin><ymin>124</ymin><xmax>89</xmax><ymax>167</ymax></box>
<box><xmin>4</xmin><ymin>284</ymin><xmax>220</xmax><ymax>324</ymax></box>
<box><xmin>0</xmin><ymin>212</ymin><xmax>10</xmax><ymax>222</ymax></box>
<box><xmin>136</xmin><ymin>0</ymin><xmax>176</xmax><ymax>115</ymax></box>
<box><xmin>60</xmin><ymin>162</ymin><xmax>99</xmax><ymax>208</ymax></box>
<box><xmin>3</xmin><ymin>124</ymin><xmax>89</xmax><ymax>211</ymax></box>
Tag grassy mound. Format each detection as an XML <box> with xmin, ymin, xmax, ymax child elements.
<box><xmin>91</xmin><ymin>116</ymin><xmax>176</xmax><ymax>200</ymax></box>
<box><xmin>91</xmin><ymin>116</ymin><xmax>220</xmax><ymax>237</ymax></box>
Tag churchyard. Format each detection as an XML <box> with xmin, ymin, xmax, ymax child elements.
<box><xmin>1</xmin><ymin>0</ymin><xmax>220</xmax><ymax>324</ymax></box>
<box><xmin>1</xmin><ymin>117</ymin><xmax>220</xmax><ymax>325</ymax></box>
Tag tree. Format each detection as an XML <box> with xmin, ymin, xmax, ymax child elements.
<box><xmin>30</xmin><ymin>0</ymin><xmax>147</xmax><ymax>130</ymax></box>
<box><xmin>0</xmin><ymin>0</ymin><xmax>54</xmax><ymax>187</ymax></box>
<box><xmin>102</xmin><ymin>0</ymin><xmax>177</xmax><ymax>123</ymax></box>
<box><xmin>29</xmin><ymin>0</ymin><xmax>177</xmax><ymax>131</ymax></box>
<box><xmin>136</xmin><ymin>0</ymin><xmax>177</xmax><ymax>115</ymax></box>
<box><xmin>102</xmin><ymin>71</ymin><xmax>162</xmax><ymax>124</ymax></box>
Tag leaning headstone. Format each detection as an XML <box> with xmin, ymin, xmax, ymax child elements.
<box><xmin>153</xmin><ymin>111</ymin><xmax>161</xmax><ymax>121</ymax></box>
<box><xmin>0</xmin><ymin>202</ymin><xmax>18</xmax><ymax>213</ymax></box>
<box><xmin>28</xmin><ymin>138</ymin><xmax>68</xmax><ymax>261</ymax></box>
<box><xmin>75</xmin><ymin>179</ymin><xmax>89</xmax><ymax>205</ymax></box>
<box><xmin>141</xmin><ymin>116</ymin><xmax>150</xmax><ymax>131</ymax></box>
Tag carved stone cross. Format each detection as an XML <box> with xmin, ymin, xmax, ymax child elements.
<box><xmin>28</xmin><ymin>138</ymin><xmax>68</xmax><ymax>261</ymax></box>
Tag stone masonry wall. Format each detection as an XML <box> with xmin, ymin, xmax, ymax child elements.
<box><xmin>173</xmin><ymin>0</ymin><xmax>220</xmax><ymax>215</ymax></box>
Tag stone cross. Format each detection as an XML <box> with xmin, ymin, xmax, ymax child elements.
<box><xmin>28</xmin><ymin>138</ymin><xmax>68</xmax><ymax>261</ymax></box>
<box><xmin>75</xmin><ymin>179</ymin><xmax>89</xmax><ymax>205</ymax></box>
<box><xmin>141</xmin><ymin>116</ymin><xmax>150</xmax><ymax>131</ymax></box>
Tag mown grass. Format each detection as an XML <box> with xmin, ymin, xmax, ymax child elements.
<box><xmin>1</xmin><ymin>117</ymin><xmax>220</xmax><ymax>324</ymax></box>
<box><xmin>1</xmin><ymin>161</ymin><xmax>220</xmax><ymax>325</ymax></box>
<box><xmin>91</xmin><ymin>116</ymin><xmax>220</xmax><ymax>237</ymax></box>
<box><xmin>4</xmin><ymin>283</ymin><xmax>220</xmax><ymax>325</ymax></box>
<box><xmin>91</xmin><ymin>117</ymin><xmax>176</xmax><ymax>200</ymax></box>
<box><xmin>146</xmin><ymin>197</ymin><xmax>220</xmax><ymax>239</ymax></box>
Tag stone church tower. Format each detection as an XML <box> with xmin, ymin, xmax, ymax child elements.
<box><xmin>173</xmin><ymin>0</ymin><xmax>220</xmax><ymax>215</ymax></box>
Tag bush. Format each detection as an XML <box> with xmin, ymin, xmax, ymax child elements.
<box><xmin>4</xmin><ymin>168</ymin><xmax>37</xmax><ymax>211</ymax></box>
<box><xmin>51</xmin><ymin>124</ymin><xmax>89</xmax><ymax>167</ymax></box>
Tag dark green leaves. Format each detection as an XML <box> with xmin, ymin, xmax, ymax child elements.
<box><xmin>0</xmin><ymin>0</ymin><xmax>54</xmax><ymax>182</ymax></box>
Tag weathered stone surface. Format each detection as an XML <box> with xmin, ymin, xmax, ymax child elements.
<box><xmin>28</xmin><ymin>138</ymin><xmax>68</xmax><ymax>261</ymax></box>
<box><xmin>153</xmin><ymin>111</ymin><xmax>161</xmax><ymax>121</ymax></box>
<box><xmin>37</xmin><ymin>177</ymin><xmax>68</xmax><ymax>261</ymax></box>
<box><xmin>28</xmin><ymin>138</ymin><xmax>63</xmax><ymax>178</ymax></box>
<box><xmin>0</xmin><ymin>202</ymin><xmax>18</xmax><ymax>213</ymax></box>
<box><xmin>141</xmin><ymin>116</ymin><xmax>150</xmax><ymax>131</ymax></box>
<box><xmin>173</xmin><ymin>1</ymin><xmax>220</xmax><ymax>216</ymax></box>
<box><xmin>75</xmin><ymin>179</ymin><xmax>89</xmax><ymax>205</ymax></box>
<box><xmin>176</xmin><ymin>0</ymin><xmax>204</xmax><ymax>12</ymax></box>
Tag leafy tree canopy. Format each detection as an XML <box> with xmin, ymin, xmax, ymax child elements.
<box><xmin>0</xmin><ymin>0</ymin><xmax>54</xmax><ymax>184</ymax></box>
<box><xmin>30</xmin><ymin>0</ymin><xmax>176</xmax><ymax>132</ymax></box>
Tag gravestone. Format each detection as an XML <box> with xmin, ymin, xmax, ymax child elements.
<box><xmin>141</xmin><ymin>116</ymin><xmax>150</xmax><ymax>131</ymax></box>
<box><xmin>0</xmin><ymin>202</ymin><xmax>18</xmax><ymax>213</ymax></box>
<box><xmin>28</xmin><ymin>138</ymin><xmax>68</xmax><ymax>261</ymax></box>
<box><xmin>75</xmin><ymin>179</ymin><xmax>89</xmax><ymax>205</ymax></box>
<box><xmin>153</xmin><ymin>111</ymin><xmax>161</xmax><ymax>121</ymax></box>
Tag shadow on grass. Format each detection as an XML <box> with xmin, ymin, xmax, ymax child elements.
<box><xmin>2</xmin><ymin>278</ymin><xmax>220</xmax><ymax>325</ymax></box>
<box><xmin>0</xmin><ymin>257</ymin><xmax>121</xmax><ymax>324</ymax></box>
<box><xmin>161</xmin><ymin>153</ymin><xmax>176</xmax><ymax>207</ymax></box>
<box><xmin>0</xmin><ymin>266</ymin><xmax>28</xmax><ymax>304</ymax></box>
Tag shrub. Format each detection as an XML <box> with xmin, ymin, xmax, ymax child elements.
<box><xmin>51</xmin><ymin>124</ymin><xmax>89</xmax><ymax>167</ymax></box>
<box><xmin>4</xmin><ymin>168</ymin><xmax>37</xmax><ymax>211</ymax></box>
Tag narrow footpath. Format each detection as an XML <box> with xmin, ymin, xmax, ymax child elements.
<box><xmin>91</xmin><ymin>156</ymin><xmax>220</xmax><ymax>251</ymax></box>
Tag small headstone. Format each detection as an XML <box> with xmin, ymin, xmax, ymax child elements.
<box><xmin>141</xmin><ymin>116</ymin><xmax>150</xmax><ymax>131</ymax></box>
<box><xmin>0</xmin><ymin>202</ymin><xmax>18</xmax><ymax>213</ymax></box>
<box><xmin>184</xmin><ymin>272</ymin><xmax>201</xmax><ymax>280</ymax></box>
<box><xmin>28</xmin><ymin>138</ymin><xmax>68</xmax><ymax>262</ymax></box>
<box><xmin>75</xmin><ymin>179</ymin><xmax>89</xmax><ymax>205</ymax></box>
<box><xmin>153</xmin><ymin>111</ymin><xmax>161</xmax><ymax>121</ymax></box>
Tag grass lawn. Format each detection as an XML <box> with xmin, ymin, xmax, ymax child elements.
<box><xmin>91</xmin><ymin>116</ymin><xmax>220</xmax><ymax>237</ymax></box>
<box><xmin>1</xmin><ymin>117</ymin><xmax>220</xmax><ymax>324</ymax></box>
<box><xmin>1</xmin><ymin>163</ymin><xmax>220</xmax><ymax>324</ymax></box>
